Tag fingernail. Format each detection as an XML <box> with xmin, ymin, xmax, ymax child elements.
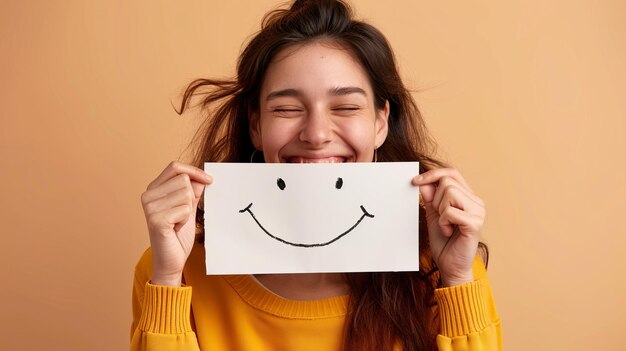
<box><xmin>416</xmin><ymin>175</ymin><xmax>424</xmax><ymax>182</ymax></box>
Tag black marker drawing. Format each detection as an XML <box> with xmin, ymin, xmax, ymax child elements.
<box><xmin>239</xmin><ymin>203</ymin><xmax>373</xmax><ymax>247</ymax></box>
<box><xmin>335</xmin><ymin>177</ymin><xmax>343</xmax><ymax>189</ymax></box>
<box><xmin>239</xmin><ymin>177</ymin><xmax>374</xmax><ymax>248</ymax></box>
<box><xmin>277</xmin><ymin>178</ymin><xmax>286</xmax><ymax>190</ymax></box>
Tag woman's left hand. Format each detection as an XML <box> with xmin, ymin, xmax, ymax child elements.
<box><xmin>412</xmin><ymin>168</ymin><xmax>485</xmax><ymax>287</ymax></box>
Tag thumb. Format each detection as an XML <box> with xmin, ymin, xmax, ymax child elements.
<box><xmin>190</xmin><ymin>180</ymin><xmax>207</xmax><ymax>207</ymax></box>
<box><xmin>423</xmin><ymin>200</ymin><xmax>439</xmax><ymax>225</ymax></box>
<box><xmin>419</xmin><ymin>183</ymin><xmax>437</xmax><ymax>203</ymax></box>
<box><xmin>420</xmin><ymin>184</ymin><xmax>442</xmax><ymax>229</ymax></box>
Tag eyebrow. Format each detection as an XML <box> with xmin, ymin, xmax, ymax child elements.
<box><xmin>329</xmin><ymin>86</ymin><xmax>367</xmax><ymax>97</ymax></box>
<box><xmin>265</xmin><ymin>86</ymin><xmax>367</xmax><ymax>101</ymax></box>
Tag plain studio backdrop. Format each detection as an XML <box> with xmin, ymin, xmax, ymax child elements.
<box><xmin>1</xmin><ymin>1</ymin><xmax>625</xmax><ymax>350</ymax></box>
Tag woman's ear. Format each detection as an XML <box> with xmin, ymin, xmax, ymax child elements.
<box><xmin>249</xmin><ymin>112</ymin><xmax>262</xmax><ymax>149</ymax></box>
<box><xmin>374</xmin><ymin>100</ymin><xmax>390</xmax><ymax>148</ymax></box>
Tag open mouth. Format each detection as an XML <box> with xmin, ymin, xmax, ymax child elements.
<box><xmin>239</xmin><ymin>203</ymin><xmax>374</xmax><ymax>248</ymax></box>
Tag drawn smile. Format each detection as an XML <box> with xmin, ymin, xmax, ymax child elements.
<box><xmin>239</xmin><ymin>203</ymin><xmax>374</xmax><ymax>248</ymax></box>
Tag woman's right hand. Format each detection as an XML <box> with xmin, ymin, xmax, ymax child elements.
<box><xmin>141</xmin><ymin>161</ymin><xmax>212</xmax><ymax>286</ymax></box>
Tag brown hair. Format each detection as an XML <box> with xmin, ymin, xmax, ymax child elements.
<box><xmin>176</xmin><ymin>1</ymin><xmax>487</xmax><ymax>350</ymax></box>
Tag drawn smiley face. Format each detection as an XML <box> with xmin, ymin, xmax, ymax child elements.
<box><xmin>239</xmin><ymin>177</ymin><xmax>374</xmax><ymax>248</ymax></box>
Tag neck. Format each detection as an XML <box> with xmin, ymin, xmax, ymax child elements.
<box><xmin>253</xmin><ymin>273</ymin><xmax>350</xmax><ymax>300</ymax></box>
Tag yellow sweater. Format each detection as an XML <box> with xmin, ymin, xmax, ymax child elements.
<box><xmin>131</xmin><ymin>245</ymin><xmax>502</xmax><ymax>350</ymax></box>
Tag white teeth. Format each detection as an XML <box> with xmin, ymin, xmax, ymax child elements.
<box><xmin>288</xmin><ymin>157</ymin><xmax>346</xmax><ymax>163</ymax></box>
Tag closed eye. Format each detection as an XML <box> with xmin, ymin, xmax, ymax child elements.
<box><xmin>332</xmin><ymin>106</ymin><xmax>362</xmax><ymax>116</ymax></box>
<box><xmin>272</xmin><ymin>108</ymin><xmax>304</xmax><ymax>117</ymax></box>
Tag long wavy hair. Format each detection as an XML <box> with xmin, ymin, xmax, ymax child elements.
<box><xmin>176</xmin><ymin>1</ymin><xmax>487</xmax><ymax>350</ymax></box>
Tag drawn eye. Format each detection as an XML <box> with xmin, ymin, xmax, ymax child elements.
<box><xmin>277</xmin><ymin>178</ymin><xmax>286</xmax><ymax>190</ymax></box>
<box><xmin>335</xmin><ymin>177</ymin><xmax>343</xmax><ymax>189</ymax></box>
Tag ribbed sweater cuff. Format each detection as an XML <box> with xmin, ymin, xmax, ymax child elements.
<box><xmin>434</xmin><ymin>280</ymin><xmax>489</xmax><ymax>338</ymax></box>
<box><xmin>137</xmin><ymin>282</ymin><xmax>193</xmax><ymax>334</ymax></box>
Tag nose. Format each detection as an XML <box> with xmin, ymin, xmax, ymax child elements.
<box><xmin>299</xmin><ymin>107</ymin><xmax>333</xmax><ymax>147</ymax></box>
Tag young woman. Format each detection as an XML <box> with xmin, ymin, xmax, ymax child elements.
<box><xmin>131</xmin><ymin>1</ymin><xmax>501</xmax><ymax>350</ymax></box>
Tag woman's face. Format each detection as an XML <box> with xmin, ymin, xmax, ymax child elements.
<box><xmin>251</xmin><ymin>41</ymin><xmax>389</xmax><ymax>163</ymax></box>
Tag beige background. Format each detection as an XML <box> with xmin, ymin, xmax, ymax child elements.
<box><xmin>1</xmin><ymin>1</ymin><xmax>625</xmax><ymax>350</ymax></box>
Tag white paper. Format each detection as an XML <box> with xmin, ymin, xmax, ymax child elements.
<box><xmin>203</xmin><ymin>162</ymin><xmax>420</xmax><ymax>274</ymax></box>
